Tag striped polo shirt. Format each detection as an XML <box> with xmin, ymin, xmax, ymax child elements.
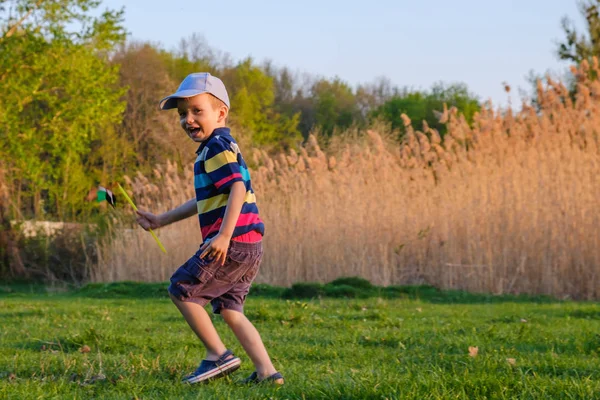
<box><xmin>194</xmin><ymin>127</ymin><xmax>264</xmax><ymax>243</ymax></box>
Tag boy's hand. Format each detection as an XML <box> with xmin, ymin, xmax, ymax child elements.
<box><xmin>199</xmin><ymin>234</ymin><xmax>230</xmax><ymax>265</ymax></box>
<box><xmin>136</xmin><ymin>210</ymin><xmax>162</xmax><ymax>231</ymax></box>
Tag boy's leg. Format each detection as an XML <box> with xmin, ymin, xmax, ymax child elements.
<box><xmin>221</xmin><ymin>309</ymin><xmax>282</xmax><ymax>382</ymax></box>
<box><xmin>170</xmin><ymin>294</ymin><xmax>230</xmax><ymax>361</ymax></box>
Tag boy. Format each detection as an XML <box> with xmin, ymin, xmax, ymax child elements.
<box><xmin>135</xmin><ymin>72</ymin><xmax>283</xmax><ymax>385</ymax></box>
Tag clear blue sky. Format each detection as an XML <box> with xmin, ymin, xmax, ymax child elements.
<box><xmin>101</xmin><ymin>0</ymin><xmax>583</xmax><ymax>107</ymax></box>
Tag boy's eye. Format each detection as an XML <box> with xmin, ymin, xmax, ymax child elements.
<box><xmin>178</xmin><ymin>111</ymin><xmax>186</xmax><ymax>117</ymax></box>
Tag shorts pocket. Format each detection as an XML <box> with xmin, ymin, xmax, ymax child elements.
<box><xmin>183</xmin><ymin>255</ymin><xmax>214</xmax><ymax>283</ymax></box>
<box><xmin>213</xmin><ymin>249</ymin><xmax>259</xmax><ymax>284</ymax></box>
<box><xmin>228</xmin><ymin>248</ymin><xmax>256</xmax><ymax>264</ymax></box>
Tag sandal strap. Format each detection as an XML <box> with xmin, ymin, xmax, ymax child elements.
<box><xmin>215</xmin><ymin>349</ymin><xmax>235</xmax><ymax>366</ymax></box>
<box><xmin>242</xmin><ymin>371</ymin><xmax>259</xmax><ymax>384</ymax></box>
<box><xmin>242</xmin><ymin>370</ymin><xmax>284</xmax><ymax>384</ymax></box>
<box><xmin>265</xmin><ymin>372</ymin><xmax>283</xmax><ymax>381</ymax></box>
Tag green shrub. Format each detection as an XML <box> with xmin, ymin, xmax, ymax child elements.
<box><xmin>77</xmin><ymin>281</ymin><xmax>167</xmax><ymax>298</ymax></box>
<box><xmin>282</xmin><ymin>282</ymin><xmax>324</xmax><ymax>299</ymax></box>
<box><xmin>248</xmin><ymin>283</ymin><xmax>286</xmax><ymax>298</ymax></box>
<box><xmin>328</xmin><ymin>276</ymin><xmax>373</xmax><ymax>289</ymax></box>
<box><xmin>324</xmin><ymin>284</ymin><xmax>363</xmax><ymax>298</ymax></box>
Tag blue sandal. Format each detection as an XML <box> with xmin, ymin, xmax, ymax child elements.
<box><xmin>242</xmin><ymin>371</ymin><xmax>284</xmax><ymax>385</ymax></box>
<box><xmin>182</xmin><ymin>349</ymin><xmax>241</xmax><ymax>384</ymax></box>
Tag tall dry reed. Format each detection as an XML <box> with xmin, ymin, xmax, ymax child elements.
<box><xmin>95</xmin><ymin>60</ymin><xmax>600</xmax><ymax>299</ymax></box>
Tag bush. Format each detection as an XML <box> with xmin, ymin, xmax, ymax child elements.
<box><xmin>324</xmin><ymin>284</ymin><xmax>363</xmax><ymax>298</ymax></box>
<box><xmin>248</xmin><ymin>283</ymin><xmax>286</xmax><ymax>298</ymax></box>
<box><xmin>282</xmin><ymin>282</ymin><xmax>324</xmax><ymax>299</ymax></box>
<box><xmin>14</xmin><ymin>225</ymin><xmax>98</xmax><ymax>283</ymax></box>
<box><xmin>328</xmin><ymin>276</ymin><xmax>374</xmax><ymax>289</ymax></box>
<box><xmin>77</xmin><ymin>281</ymin><xmax>167</xmax><ymax>298</ymax></box>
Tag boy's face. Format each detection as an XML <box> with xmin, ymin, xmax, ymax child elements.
<box><xmin>177</xmin><ymin>94</ymin><xmax>228</xmax><ymax>143</ymax></box>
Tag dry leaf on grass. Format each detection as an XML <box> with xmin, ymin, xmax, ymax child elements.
<box><xmin>468</xmin><ymin>346</ymin><xmax>479</xmax><ymax>357</ymax></box>
<box><xmin>79</xmin><ymin>345</ymin><xmax>91</xmax><ymax>353</ymax></box>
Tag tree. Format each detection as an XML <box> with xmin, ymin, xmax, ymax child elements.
<box><xmin>0</xmin><ymin>0</ymin><xmax>126</xmax><ymax>220</ymax></box>
<box><xmin>222</xmin><ymin>58</ymin><xmax>301</xmax><ymax>148</ymax></box>
<box><xmin>310</xmin><ymin>78</ymin><xmax>363</xmax><ymax>137</ymax></box>
<box><xmin>355</xmin><ymin>76</ymin><xmax>397</xmax><ymax>117</ymax></box>
<box><xmin>112</xmin><ymin>42</ymin><xmax>195</xmax><ymax>169</ymax></box>
<box><xmin>263</xmin><ymin>63</ymin><xmax>320</xmax><ymax>139</ymax></box>
<box><xmin>429</xmin><ymin>82</ymin><xmax>480</xmax><ymax>125</ymax></box>
<box><xmin>372</xmin><ymin>91</ymin><xmax>429</xmax><ymax>133</ymax></box>
<box><xmin>557</xmin><ymin>0</ymin><xmax>600</xmax><ymax>64</ymax></box>
<box><xmin>371</xmin><ymin>83</ymin><xmax>479</xmax><ymax>137</ymax></box>
<box><xmin>161</xmin><ymin>33</ymin><xmax>220</xmax><ymax>84</ymax></box>
<box><xmin>264</xmin><ymin>63</ymin><xmax>296</xmax><ymax>117</ymax></box>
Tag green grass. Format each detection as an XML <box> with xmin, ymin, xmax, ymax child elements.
<box><xmin>1</xmin><ymin>283</ymin><xmax>599</xmax><ymax>399</ymax></box>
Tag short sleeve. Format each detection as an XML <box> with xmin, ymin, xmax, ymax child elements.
<box><xmin>204</xmin><ymin>139</ymin><xmax>244</xmax><ymax>193</ymax></box>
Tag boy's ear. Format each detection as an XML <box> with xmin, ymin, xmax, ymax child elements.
<box><xmin>218</xmin><ymin>105</ymin><xmax>229</xmax><ymax>122</ymax></box>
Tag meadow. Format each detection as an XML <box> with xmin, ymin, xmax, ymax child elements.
<box><xmin>1</xmin><ymin>282</ymin><xmax>599</xmax><ymax>399</ymax></box>
<box><xmin>4</xmin><ymin>6</ymin><xmax>600</xmax><ymax>399</ymax></box>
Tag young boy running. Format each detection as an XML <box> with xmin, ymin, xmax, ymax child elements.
<box><xmin>135</xmin><ymin>72</ymin><xmax>283</xmax><ymax>385</ymax></box>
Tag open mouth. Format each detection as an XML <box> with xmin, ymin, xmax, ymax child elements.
<box><xmin>188</xmin><ymin>127</ymin><xmax>203</xmax><ymax>138</ymax></box>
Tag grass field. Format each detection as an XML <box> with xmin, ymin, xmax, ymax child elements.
<box><xmin>1</xmin><ymin>283</ymin><xmax>599</xmax><ymax>399</ymax></box>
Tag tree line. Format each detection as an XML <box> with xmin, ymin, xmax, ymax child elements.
<box><xmin>7</xmin><ymin>0</ymin><xmax>597</xmax><ymax>224</ymax></box>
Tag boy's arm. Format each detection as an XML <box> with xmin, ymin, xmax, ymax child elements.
<box><xmin>136</xmin><ymin>198</ymin><xmax>197</xmax><ymax>230</ymax></box>
<box><xmin>199</xmin><ymin>181</ymin><xmax>246</xmax><ymax>265</ymax></box>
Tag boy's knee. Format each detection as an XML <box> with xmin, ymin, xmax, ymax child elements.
<box><xmin>221</xmin><ymin>308</ymin><xmax>244</xmax><ymax>324</ymax></box>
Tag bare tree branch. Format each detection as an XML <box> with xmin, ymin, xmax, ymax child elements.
<box><xmin>0</xmin><ymin>0</ymin><xmax>43</xmax><ymax>42</ymax></box>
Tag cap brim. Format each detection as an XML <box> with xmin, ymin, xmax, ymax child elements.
<box><xmin>159</xmin><ymin>89</ymin><xmax>209</xmax><ymax>110</ymax></box>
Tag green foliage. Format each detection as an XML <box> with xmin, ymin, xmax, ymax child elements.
<box><xmin>74</xmin><ymin>281</ymin><xmax>167</xmax><ymax>298</ymax></box>
<box><xmin>282</xmin><ymin>282</ymin><xmax>324</xmax><ymax>298</ymax></box>
<box><xmin>323</xmin><ymin>284</ymin><xmax>363</xmax><ymax>298</ymax></box>
<box><xmin>0</xmin><ymin>280</ymin><xmax>560</xmax><ymax>304</ymax></box>
<box><xmin>248</xmin><ymin>282</ymin><xmax>287</xmax><ymax>298</ymax></box>
<box><xmin>328</xmin><ymin>276</ymin><xmax>374</xmax><ymax>289</ymax></box>
<box><xmin>374</xmin><ymin>91</ymin><xmax>428</xmax><ymax>131</ymax></box>
<box><xmin>0</xmin><ymin>0</ymin><xmax>126</xmax><ymax>220</ymax></box>
<box><xmin>558</xmin><ymin>1</ymin><xmax>600</xmax><ymax>65</ymax></box>
<box><xmin>0</xmin><ymin>2</ymin><xmax>480</xmax><ymax>229</ymax></box>
<box><xmin>371</xmin><ymin>83</ymin><xmax>480</xmax><ymax>137</ymax></box>
<box><xmin>224</xmin><ymin>58</ymin><xmax>301</xmax><ymax>148</ymax></box>
<box><xmin>311</xmin><ymin>78</ymin><xmax>363</xmax><ymax>137</ymax></box>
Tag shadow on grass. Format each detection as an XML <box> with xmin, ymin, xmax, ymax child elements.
<box><xmin>73</xmin><ymin>281</ymin><xmax>167</xmax><ymax>299</ymax></box>
<box><xmin>517</xmin><ymin>364</ymin><xmax>600</xmax><ymax>379</ymax></box>
<box><xmin>0</xmin><ymin>310</ymin><xmax>45</xmax><ymax>319</ymax></box>
<box><xmin>12</xmin><ymin>327</ymin><xmax>105</xmax><ymax>354</ymax></box>
<box><xmin>0</xmin><ymin>282</ymin><xmax>72</xmax><ymax>297</ymax></box>
<box><xmin>569</xmin><ymin>309</ymin><xmax>600</xmax><ymax>320</ymax></box>
<box><xmin>1</xmin><ymin>277</ymin><xmax>565</xmax><ymax>304</ymax></box>
<box><xmin>270</xmin><ymin>278</ymin><xmax>560</xmax><ymax>304</ymax></box>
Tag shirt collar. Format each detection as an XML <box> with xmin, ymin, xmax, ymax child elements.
<box><xmin>195</xmin><ymin>127</ymin><xmax>231</xmax><ymax>154</ymax></box>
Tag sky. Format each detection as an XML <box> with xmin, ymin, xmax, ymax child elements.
<box><xmin>100</xmin><ymin>0</ymin><xmax>584</xmax><ymax>107</ymax></box>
